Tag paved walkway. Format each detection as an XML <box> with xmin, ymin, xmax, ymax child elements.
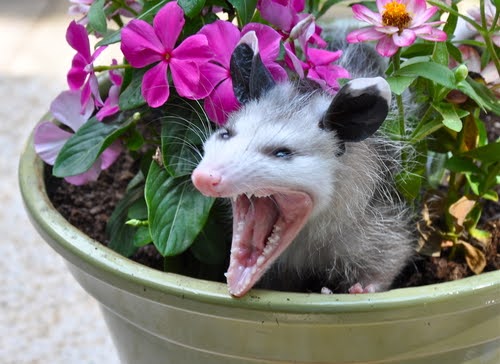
<box><xmin>1</xmin><ymin>1</ymin><xmax>119</xmax><ymax>362</ymax></box>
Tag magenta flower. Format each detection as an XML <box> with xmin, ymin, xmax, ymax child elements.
<box><xmin>198</xmin><ymin>21</ymin><xmax>286</xmax><ymax>124</ymax></box>
<box><xmin>96</xmin><ymin>60</ymin><xmax>122</xmax><ymax>121</ymax></box>
<box><xmin>120</xmin><ymin>1</ymin><xmax>213</xmax><ymax>108</ymax></box>
<box><xmin>257</xmin><ymin>0</ymin><xmax>326</xmax><ymax>48</ymax></box>
<box><xmin>346</xmin><ymin>0</ymin><xmax>447</xmax><ymax>57</ymax></box>
<box><xmin>257</xmin><ymin>0</ymin><xmax>305</xmax><ymax>33</ymax></box>
<box><xmin>285</xmin><ymin>43</ymin><xmax>349</xmax><ymax>93</ymax></box>
<box><xmin>66</xmin><ymin>20</ymin><xmax>107</xmax><ymax>110</ymax></box>
<box><xmin>34</xmin><ymin>90</ymin><xmax>122</xmax><ymax>185</ymax></box>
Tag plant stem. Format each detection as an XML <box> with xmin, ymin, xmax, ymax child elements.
<box><xmin>93</xmin><ymin>64</ymin><xmax>131</xmax><ymax>72</ymax></box>
<box><xmin>391</xmin><ymin>49</ymin><xmax>406</xmax><ymax>137</ymax></box>
<box><xmin>479</xmin><ymin>0</ymin><xmax>500</xmax><ymax>74</ymax></box>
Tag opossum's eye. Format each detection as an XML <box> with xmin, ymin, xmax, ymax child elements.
<box><xmin>218</xmin><ymin>128</ymin><xmax>233</xmax><ymax>140</ymax></box>
<box><xmin>272</xmin><ymin>148</ymin><xmax>293</xmax><ymax>159</ymax></box>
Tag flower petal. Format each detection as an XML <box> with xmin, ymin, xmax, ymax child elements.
<box><xmin>170</xmin><ymin>59</ymin><xmax>210</xmax><ymax>99</ymax></box>
<box><xmin>172</xmin><ymin>34</ymin><xmax>212</xmax><ymax>62</ymax></box>
<box><xmin>204</xmin><ymin>78</ymin><xmax>240</xmax><ymax>124</ymax></box>
<box><xmin>50</xmin><ymin>90</ymin><xmax>93</xmax><ymax>131</ymax></box>
<box><xmin>33</xmin><ymin>122</ymin><xmax>72</xmax><ymax>165</ymax></box>
<box><xmin>142</xmin><ymin>61</ymin><xmax>170</xmax><ymax>108</ymax></box>
<box><xmin>120</xmin><ymin>19</ymin><xmax>164</xmax><ymax>68</ymax></box>
<box><xmin>198</xmin><ymin>62</ymin><xmax>229</xmax><ymax>97</ymax></box>
<box><xmin>64</xmin><ymin>162</ymin><xmax>101</xmax><ymax>185</ymax></box>
<box><xmin>392</xmin><ymin>29</ymin><xmax>416</xmax><ymax>47</ymax></box>
<box><xmin>375</xmin><ymin>35</ymin><xmax>399</xmax><ymax>57</ymax></box>
<box><xmin>376</xmin><ymin>0</ymin><xmax>392</xmax><ymax>13</ymax></box>
<box><xmin>153</xmin><ymin>1</ymin><xmax>184</xmax><ymax>50</ymax></box>
<box><xmin>284</xmin><ymin>42</ymin><xmax>305</xmax><ymax>78</ymax></box>
<box><xmin>414</xmin><ymin>26</ymin><xmax>447</xmax><ymax>42</ymax></box>
<box><xmin>404</xmin><ymin>0</ymin><xmax>427</xmax><ymax>18</ymax></box>
<box><xmin>307</xmin><ymin>48</ymin><xmax>343</xmax><ymax>66</ymax></box>
<box><xmin>200</xmin><ymin>20</ymin><xmax>241</xmax><ymax>68</ymax></box>
<box><xmin>100</xmin><ymin>140</ymin><xmax>122</xmax><ymax>170</ymax></box>
<box><xmin>66</xmin><ymin>20</ymin><xmax>91</xmax><ymax>60</ymax></box>
<box><xmin>346</xmin><ymin>27</ymin><xmax>386</xmax><ymax>43</ymax></box>
<box><xmin>411</xmin><ymin>6</ymin><xmax>438</xmax><ymax>27</ymax></box>
<box><xmin>352</xmin><ymin>4</ymin><xmax>382</xmax><ymax>26</ymax></box>
<box><xmin>67</xmin><ymin>54</ymin><xmax>88</xmax><ymax>90</ymax></box>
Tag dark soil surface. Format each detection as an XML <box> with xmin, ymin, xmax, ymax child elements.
<box><xmin>46</xmin><ymin>149</ymin><xmax>500</xmax><ymax>290</ymax></box>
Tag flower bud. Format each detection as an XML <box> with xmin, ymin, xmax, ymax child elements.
<box><xmin>454</xmin><ymin>64</ymin><xmax>468</xmax><ymax>83</ymax></box>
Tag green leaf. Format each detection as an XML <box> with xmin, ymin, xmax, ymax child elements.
<box><xmin>396</xmin><ymin>61</ymin><xmax>457</xmax><ymax>89</ymax></box>
<box><xmin>96</xmin><ymin>28</ymin><xmax>122</xmax><ymax>47</ymax></box>
<box><xmin>433</xmin><ymin>103</ymin><xmax>464</xmax><ymax>132</ymax></box>
<box><xmin>106</xmin><ymin>173</ymin><xmax>145</xmax><ymax>257</ymax></box>
<box><xmin>482</xmin><ymin>189</ymin><xmax>499</xmax><ymax>202</ymax></box>
<box><xmin>386</xmin><ymin>75</ymin><xmax>416</xmax><ymax>95</ymax></box>
<box><xmin>53</xmin><ymin>116</ymin><xmax>134</xmax><ymax>177</ymax></box>
<box><xmin>410</xmin><ymin>118</ymin><xmax>444</xmax><ymax>143</ymax></box>
<box><xmin>145</xmin><ymin>161</ymin><xmax>215</xmax><ymax>256</ymax></box>
<box><xmin>396</xmin><ymin>169</ymin><xmax>424</xmax><ymax>202</ymax></box>
<box><xmin>178</xmin><ymin>0</ymin><xmax>206</xmax><ymax>18</ymax></box>
<box><xmin>190</xmin><ymin>202</ymin><xmax>230</xmax><ymax>264</ymax></box>
<box><xmin>119</xmin><ymin>68</ymin><xmax>147</xmax><ymax>110</ymax></box>
<box><xmin>161</xmin><ymin>111</ymin><xmax>204</xmax><ymax>178</ymax></box>
<box><xmin>458</xmin><ymin>77</ymin><xmax>500</xmax><ymax>114</ymax></box>
<box><xmin>464</xmin><ymin>173</ymin><xmax>480</xmax><ymax>195</ymax></box>
<box><xmin>442</xmin><ymin>3</ymin><xmax>458</xmax><ymax>37</ymax></box>
<box><xmin>133</xmin><ymin>226</ymin><xmax>153</xmax><ymax>247</ymax></box>
<box><xmin>432</xmin><ymin>41</ymin><xmax>449</xmax><ymax>66</ymax></box>
<box><xmin>228</xmin><ymin>0</ymin><xmax>257</xmax><ymax>25</ymax></box>
<box><xmin>316</xmin><ymin>0</ymin><xmax>344</xmax><ymax>18</ymax></box>
<box><xmin>88</xmin><ymin>0</ymin><xmax>107</xmax><ymax>34</ymax></box>
<box><xmin>444</xmin><ymin>156</ymin><xmax>482</xmax><ymax>175</ymax></box>
<box><xmin>462</xmin><ymin>142</ymin><xmax>500</xmax><ymax>162</ymax></box>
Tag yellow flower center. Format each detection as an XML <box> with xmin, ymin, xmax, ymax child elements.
<box><xmin>382</xmin><ymin>1</ymin><xmax>412</xmax><ymax>32</ymax></box>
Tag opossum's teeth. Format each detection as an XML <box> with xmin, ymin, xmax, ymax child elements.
<box><xmin>226</xmin><ymin>192</ymin><xmax>313</xmax><ymax>297</ymax></box>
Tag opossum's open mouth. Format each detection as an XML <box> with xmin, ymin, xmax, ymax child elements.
<box><xmin>226</xmin><ymin>191</ymin><xmax>313</xmax><ymax>297</ymax></box>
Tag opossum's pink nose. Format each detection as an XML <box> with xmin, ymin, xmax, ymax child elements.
<box><xmin>191</xmin><ymin>168</ymin><xmax>222</xmax><ymax>197</ymax></box>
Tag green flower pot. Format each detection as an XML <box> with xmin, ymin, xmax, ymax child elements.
<box><xmin>19</xmin><ymin>130</ymin><xmax>500</xmax><ymax>364</ymax></box>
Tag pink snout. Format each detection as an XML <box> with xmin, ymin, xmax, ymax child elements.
<box><xmin>191</xmin><ymin>167</ymin><xmax>222</xmax><ymax>197</ymax></box>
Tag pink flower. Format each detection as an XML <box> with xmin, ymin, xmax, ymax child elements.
<box><xmin>69</xmin><ymin>0</ymin><xmax>142</xmax><ymax>24</ymax></box>
<box><xmin>257</xmin><ymin>0</ymin><xmax>327</xmax><ymax>48</ymax></box>
<box><xmin>285</xmin><ymin>43</ymin><xmax>349</xmax><ymax>93</ymax></box>
<box><xmin>66</xmin><ymin>20</ymin><xmax>107</xmax><ymax>110</ymax></box>
<box><xmin>257</xmin><ymin>0</ymin><xmax>305</xmax><ymax>33</ymax></box>
<box><xmin>467</xmin><ymin>0</ymin><xmax>500</xmax><ymax>47</ymax></box>
<box><xmin>120</xmin><ymin>1</ymin><xmax>213</xmax><ymax>108</ymax></box>
<box><xmin>96</xmin><ymin>60</ymin><xmax>122</xmax><ymax>121</ymax></box>
<box><xmin>34</xmin><ymin>90</ymin><xmax>122</xmax><ymax>185</ymax></box>
<box><xmin>346</xmin><ymin>0</ymin><xmax>447</xmax><ymax>57</ymax></box>
<box><xmin>198</xmin><ymin>21</ymin><xmax>286</xmax><ymax>124</ymax></box>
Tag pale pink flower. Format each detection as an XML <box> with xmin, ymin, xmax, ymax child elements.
<box><xmin>34</xmin><ymin>90</ymin><xmax>122</xmax><ymax>185</ymax></box>
<box><xmin>346</xmin><ymin>0</ymin><xmax>447</xmax><ymax>57</ymax></box>
<box><xmin>66</xmin><ymin>20</ymin><xmax>107</xmax><ymax>110</ymax></box>
<box><xmin>467</xmin><ymin>0</ymin><xmax>500</xmax><ymax>47</ymax></box>
<box><xmin>120</xmin><ymin>1</ymin><xmax>213</xmax><ymax>108</ymax></box>
<box><xmin>285</xmin><ymin>42</ymin><xmax>349</xmax><ymax>93</ymax></box>
<box><xmin>96</xmin><ymin>60</ymin><xmax>122</xmax><ymax>121</ymax></box>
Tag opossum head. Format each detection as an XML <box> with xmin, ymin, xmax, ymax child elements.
<box><xmin>191</xmin><ymin>42</ymin><xmax>391</xmax><ymax>297</ymax></box>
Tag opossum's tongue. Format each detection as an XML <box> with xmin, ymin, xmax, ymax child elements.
<box><xmin>226</xmin><ymin>192</ymin><xmax>313</xmax><ymax>297</ymax></box>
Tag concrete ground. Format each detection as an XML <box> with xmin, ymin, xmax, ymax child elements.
<box><xmin>0</xmin><ymin>0</ymin><xmax>119</xmax><ymax>363</ymax></box>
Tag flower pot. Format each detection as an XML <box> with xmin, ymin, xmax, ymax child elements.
<box><xmin>19</xmin><ymin>129</ymin><xmax>500</xmax><ymax>364</ymax></box>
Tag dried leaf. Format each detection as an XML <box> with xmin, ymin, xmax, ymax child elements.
<box><xmin>448</xmin><ymin>196</ymin><xmax>476</xmax><ymax>227</ymax></box>
<box><xmin>461</xmin><ymin>115</ymin><xmax>479</xmax><ymax>152</ymax></box>
<box><xmin>457</xmin><ymin>240</ymin><xmax>487</xmax><ymax>274</ymax></box>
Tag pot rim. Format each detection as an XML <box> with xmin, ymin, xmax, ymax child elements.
<box><xmin>19</xmin><ymin>131</ymin><xmax>500</xmax><ymax>314</ymax></box>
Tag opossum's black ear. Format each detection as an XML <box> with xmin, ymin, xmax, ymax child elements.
<box><xmin>320</xmin><ymin>77</ymin><xmax>391</xmax><ymax>142</ymax></box>
<box><xmin>230</xmin><ymin>32</ymin><xmax>275</xmax><ymax>104</ymax></box>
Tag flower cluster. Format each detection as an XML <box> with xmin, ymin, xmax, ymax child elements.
<box><xmin>33</xmin><ymin>0</ymin><xmax>500</xmax><ymax>276</ymax></box>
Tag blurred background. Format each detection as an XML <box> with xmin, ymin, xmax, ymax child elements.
<box><xmin>0</xmin><ymin>0</ymin><xmax>119</xmax><ymax>362</ymax></box>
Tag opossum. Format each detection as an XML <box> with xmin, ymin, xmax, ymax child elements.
<box><xmin>191</xmin><ymin>34</ymin><xmax>415</xmax><ymax>297</ymax></box>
